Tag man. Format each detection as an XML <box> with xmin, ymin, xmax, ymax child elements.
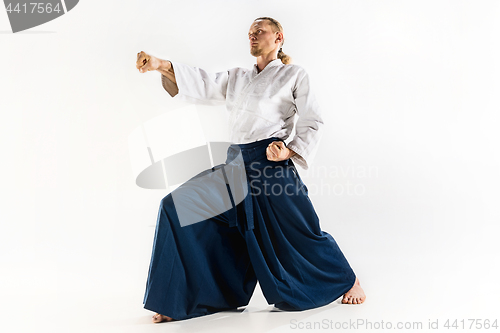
<box><xmin>136</xmin><ymin>17</ymin><xmax>366</xmax><ymax>323</ymax></box>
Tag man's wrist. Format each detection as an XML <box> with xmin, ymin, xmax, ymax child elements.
<box><xmin>158</xmin><ymin>59</ymin><xmax>172</xmax><ymax>72</ymax></box>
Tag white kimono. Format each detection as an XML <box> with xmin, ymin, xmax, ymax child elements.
<box><xmin>161</xmin><ymin>58</ymin><xmax>324</xmax><ymax>170</ymax></box>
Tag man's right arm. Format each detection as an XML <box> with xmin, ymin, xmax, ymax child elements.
<box><xmin>137</xmin><ymin>51</ymin><xmax>228</xmax><ymax>105</ymax></box>
<box><xmin>157</xmin><ymin>60</ymin><xmax>179</xmax><ymax>97</ymax></box>
<box><xmin>163</xmin><ymin>61</ymin><xmax>229</xmax><ymax>106</ymax></box>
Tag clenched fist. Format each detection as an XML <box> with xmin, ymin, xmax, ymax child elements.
<box><xmin>266</xmin><ymin>141</ymin><xmax>296</xmax><ymax>162</ymax></box>
<box><xmin>136</xmin><ymin>51</ymin><xmax>163</xmax><ymax>73</ymax></box>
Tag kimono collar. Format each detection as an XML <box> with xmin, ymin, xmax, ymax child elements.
<box><xmin>252</xmin><ymin>58</ymin><xmax>283</xmax><ymax>76</ymax></box>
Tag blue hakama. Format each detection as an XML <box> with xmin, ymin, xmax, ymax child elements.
<box><xmin>143</xmin><ymin>137</ymin><xmax>356</xmax><ymax>320</ymax></box>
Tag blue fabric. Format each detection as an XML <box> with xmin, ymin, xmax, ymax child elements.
<box><xmin>143</xmin><ymin>137</ymin><xmax>356</xmax><ymax>320</ymax></box>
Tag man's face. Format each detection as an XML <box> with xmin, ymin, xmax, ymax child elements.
<box><xmin>248</xmin><ymin>20</ymin><xmax>280</xmax><ymax>57</ymax></box>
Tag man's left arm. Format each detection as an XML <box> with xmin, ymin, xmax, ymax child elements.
<box><xmin>286</xmin><ymin>69</ymin><xmax>325</xmax><ymax>170</ymax></box>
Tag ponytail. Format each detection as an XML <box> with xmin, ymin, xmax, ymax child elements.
<box><xmin>278</xmin><ymin>47</ymin><xmax>292</xmax><ymax>65</ymax></box>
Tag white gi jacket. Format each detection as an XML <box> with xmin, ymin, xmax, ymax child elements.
<box><xmin>161</xmin><ymin>58</ymin><xmax>324</xmax><ymax>170</ymax></box>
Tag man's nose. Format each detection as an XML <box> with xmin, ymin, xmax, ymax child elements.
<box><xmin>249</xmin><ymin>34</ymin><xmax>256</xmax><ymax>40</ymax></box>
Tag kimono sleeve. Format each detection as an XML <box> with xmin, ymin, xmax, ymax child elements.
<box><xmin>161</xmin><ymin>60</ymin><xmax>229</xmax><ymax>106</ymax></box>
<box><xmin>286</xmin><ymin>68</ymin><xmax>325</xmax><ymax>170</ymax></box>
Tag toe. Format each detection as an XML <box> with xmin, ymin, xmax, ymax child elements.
<box><xmin>152</xmin><ymin>313</ymin><xmax>170</xmax><ymax>323</ymax></box>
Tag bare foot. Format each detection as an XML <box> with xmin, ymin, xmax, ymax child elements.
<box><xmin>342</xmin><ymin>277</ymin><xmax>366</xmax><ymax>304</ymax></box>
<box><xmin>152</xmin><ymin>313</ymin><xmax>174</xmax><ymax>323</ymax></box>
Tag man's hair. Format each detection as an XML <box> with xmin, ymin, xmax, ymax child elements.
<box><xmin>254</xmin><ymin>17</ymin><xmax>292</xmax><ymax>64</ymax></box>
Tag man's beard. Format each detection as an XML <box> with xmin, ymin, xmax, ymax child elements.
<box><xmin>250</xmin><ymin>46</ymin><xmax>263</xmax><ymax>57</ymax></box>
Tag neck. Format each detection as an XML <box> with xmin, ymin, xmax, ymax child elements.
<box><xmin>256</xmin><ymin>52</ymin><xmax>279</xmax><ymax>72</ymax></box>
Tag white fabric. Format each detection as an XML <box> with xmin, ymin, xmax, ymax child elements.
<box><xmin>164</xmin><ymin>59</ymin><xmax>324</xmax><ymax>170</ymax></box>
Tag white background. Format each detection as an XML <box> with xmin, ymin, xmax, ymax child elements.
<box><xmin>1</xmin><ymin>1</ymin><xmax>499</xmax><ymax>332</ymax></box>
